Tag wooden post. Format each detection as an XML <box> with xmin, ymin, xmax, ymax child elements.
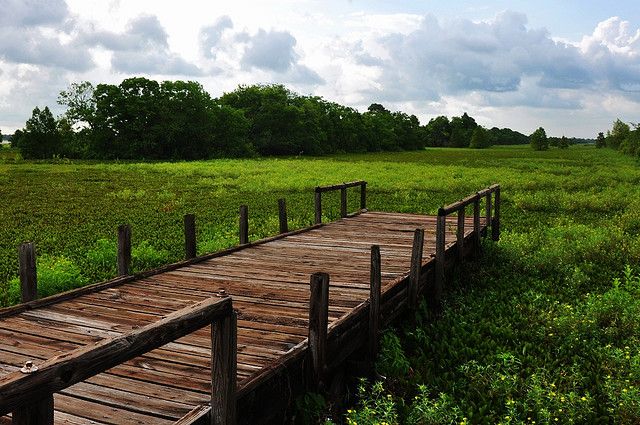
<box><xmin>13</xmin><ymin>394</ymin><xmax>54</xmax><ymax>425</ymax></box>
<box><xmin>456</xmin><ymin>207</ymin><xmax>465</xmax><ymax>263</ymax></box>
<box><xmin>239</xmin><ymin>205</ymin><xmax>249</xmax><ymax>245</ymax></box>
<box><xmin>473</xmin><ymin>196</ymin><xmax>481</xmax><ymax>256</ymax></box>
<box><xmin>340</xmin><ymin>187</ymin><xmax>347</xmax><ymax>218</ymax></box>
<box><xmin>117</xmin><ymin>224</ymin><xmax>131</xmax><ymax>276</ymax></box>
<box><xmin>314</xmin><ymin>190</ymin><xmax>322</xmax><ymax>224</ymax></box>
<box><xmin>18</xmin><ymin>242</ymin><xmax>37</xmax><ymax>303</ymax></box>
<box><xmin>278</xmin><ymin>198</ymin><xmax>288</xmax><ymax>234</ymax></box>
<box><xmin>308</xmin><ymin>272</ymin><xmax>329</xmax><ymax>390</ymax></box>
<box><xmin>211</xmin><ymin>310</ymin><xmax>237</xmax><ymax>425</ymax></box>
<box><xmin>184</xmin><ymin>214</ymin><xmax>196</xmax><ymax>260</ymax></box>
<box><xmin>485</xmin><ymin>192</ymin><xmax>492</xmax><ymax>232</ymax></box>
<box><xmin>492</xmin><ymin>186</ymin><xmax>501</xmax><ymax>241</ymax></box>
<box><xmin>433</xmin><ymin>210</ymin><xmax>446</xmax><ymax>312</ymax></box>
<box><xmin>360</xmin><ymin>182</ymin><xmax>367</xmax><ymax>210</ymax></box>
<box><xmin>368</xmin><ymin>245</ymin><xmax>381</xmax><ymax>367</ymax></box>
<box><xmin>409</xmin><ymin>228</ymin><xmax>424</xmax><ymax>310</ymax></box>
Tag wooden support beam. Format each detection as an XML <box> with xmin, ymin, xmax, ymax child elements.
<box><xmin>360</xmin><ymin>182</ymin><xmax>367</xmax><ymax>210</ymax></box>
<box><xmin>473</xmin><ymin>196</ymin><xmax>481</xmax><ymax>256</ymax></box>
<box><xmin>456</xmin><ymin>208</ymin><xmax>465</xmax><ymax>263</ymax></box>
<box><xmin>184</xmin><ymin>214</ymin><xmax>197</xmax><ymax>260</ymax></box>
<box><xmin>368</xmin><ymin>245</ymin><xmax>381</xmax><ymax>366</ymax></box>
<box><xmin>239</xmin><ymin>205</ymin><xmax>249</xmax><ymax>245</ymax></box>
<box><xmin>117</xmin><ymin>224</ymin><xmax>131</xmax><ymax>276</ymax></box>
<box><xmin>340</xmin><ymin>187</ymin><xmax>347</xmax><ymax>218</ymax></box>
<box><xmin>314</xmin><ymin>191</ymin><xmax>322</xmax><ymax>224</ymax></box>
<box><xmin>433</xmin><ymin>211</ymin><xmax>446</xmax><ymax>312</ymax></box>
<box><xmin>492</xmin><ymin>186</ymin><xmax>501</xmax><ymax>241</ymax></box>
<box><xmin>278</xmin><ymin>198</ymin><xmax>288</xmax><ymax>234</ymax></box>
<box><xmin>308</xmin><ymin>272</ymin><xmax>329</xmax><ymax>391</ymax></box>
<box><xmin>485</xmin><ymin>192</ymin><xmax>492</xmax><ymax>237</ymax></box>
<box><xmin>409</xmin><ymin>228</ymin><xmax>424</xmax><ymax>310</ymax></box>
<box><xmin>12</xmin><ymin>394</ymin><xmax>53</xmax><ymax>425</ymax></box>
<box><xmin>211</xmin><ymin>310</ymin><xmax>237</xmax><ymax>425</ymax></box>
<box><xmin>18</xmin><ymin>242</ymin><xmax>37</xmax><ymax>303</ymax></box>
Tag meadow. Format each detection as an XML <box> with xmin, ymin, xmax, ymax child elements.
<box><xmin>1</xmin><ymin>145</ymin><xmax>639</xmax><ymax>423</ymax></box>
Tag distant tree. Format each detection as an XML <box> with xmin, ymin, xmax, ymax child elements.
<box><xmin>620</xmin><ymin>124</ymin><xmax>640</xmax><ymax>157</ymax></box>
<box><xmin>18</xmin><ymin>107</ymin><xmax>61</xmax><ymax>159</ymax></box>
<box><xmin>448</xmin><ymin>112</ymin><xmax>477</xmax><ymax>147</ymax></box>
<box><xmin>558</xmin><ymin>135</ymin><xmax>569</xmax><ymax>149</ymax></box>
<box><xmin>606</xmin><ymin>119</ymin><xmax>630</xmax><ymax>150</ymax></box>
<box><xmin>423</xmin><ymin>116</ymin><xmax>450</xmax><ymax>147</ymax></box>
<box><xmin>595</xmin><ymin>132</ymin><xmax>606</xmax><ymax>148</ymax></box>
<box><xmin>469</xmin><ymin>126</ymin><xmax>490</xmax><ymax>148</ymax></box>
<box><xmin>11</xmin><ymin>129</ymin><xmax>23</xmax><ymax>148</ymax></box>
<box><xmin>530</xmin><ymin>127</ymin><xmax>549</xmax><ymax>151</ymax></box>
<box><xmin>57</xmin><ymin>81</ymin><xmax>96</xmax><ymax>129</ymax></box>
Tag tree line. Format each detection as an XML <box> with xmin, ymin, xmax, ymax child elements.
<box><xmin>11</xmin><ymin>77</ymin><xmax>536</xmax><ymax>160</ymax></box>
<box><xmin>597</xmin><ymin>119</ymin><xmax>640</xmax><ymax>157</ymax></box>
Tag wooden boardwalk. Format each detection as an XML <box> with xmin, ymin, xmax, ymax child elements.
<box><xmin>0</xmin><ymin>184</ymin><xmax>500</xmax><ymax>424</ymax></box>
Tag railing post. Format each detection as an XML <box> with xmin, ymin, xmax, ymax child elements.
<box><xmin>13</xmin><ymin>394</ymin><xmax>54</xmax><ymax>425</ymax></box>
<box><xmin>184</xmin><ymin>214</ymin><xmax>196</xmax><ymax>260</ymax></box>
<box><xmin>473</xmin><ymin>196</ymin><xmax>481</xmax><ymax>256</ymax></box>
<box><xmin>314</xmin><ymin>189</ymin><xmax>322</xmax><ymax>224</ymax></box>
<box><xmin>239</xmin><ymin>205</ymin><xmax>249</xmax><ymax>245</ymax></box>
<box><xmin>360</xmin><ymin>182</ymin><xmax>367</xmax><ymax>210</ymax></box>
<box><xmin>456</xmin><ymin>207</ymin><xmax>465</xmax><ymax>264</ymax></box>
<box><xmin>117</xmin><ymin>224</ymin><xmax>131</xmax><ymax>276</ymax></box>
<box><xmin>340</xmin><ymin>187</ymin><xmax>347</xmax><ymax>218</ymax></box>
<box><xmin>211</xmin><ymin>309</ymin><xmax>237</xmax><ymax>425</ymax></box>
<box><xmin>19</xmin><ymin>242</ymin><xmax>37</xmax><ymax>303</ymax></box>
<box><xmin>308</xmin><ymin>272</ymin><xmax>329</xmax><ymax>391</ymax></box>
<box><xmin>433</xmin><ymin>210</ymin><xmax>446</xmax><ymax>312</ymax></box>
<box><xmin>278</xmin><ymin>198</ymin><xmax>288</xmax><ymax>234</ymax></box>
<box><xmin>409</xmin><ymin>228</ymin><xmax>424</xmax><ymax>310</ymax></box>
<box><xmin>492</xmin><ymin>186</ymin><xmax>501</xmax><ymax>241</ymax></box>
<box><xmin>485</xmin><ymin>192</ymin><xmax>492</xmax><ymax>237</ymax></box>
<box><xmin>368</xmin><ymin>245</ymin><xmax>381</xmax><ymax>370</ymax></box>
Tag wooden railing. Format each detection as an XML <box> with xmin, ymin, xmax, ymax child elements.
<box><xmin>433</xmin><ymin>184</ymin><xmax>500</xmax><ymax>310</ymax></box>
<box><xmin>0</xmin><ymin>297</ymin><xmax>237</xmax><ymax>425</ymax></box>
<box><xmin>314</xmin><ymin>180</ymin><xmax>367</xmax><ymax>223</ymax></box>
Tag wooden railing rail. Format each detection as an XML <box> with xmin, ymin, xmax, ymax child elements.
<box><xmin>314</xmin><ymin>180</ymin><xmax>367</xmax><ymax>223</ymax></box>
<box><xmin>432</xmin><ymin>184</ymin><xmax>501</xmax><ymax>311</ymax></box>
<box><xmin>0</xmin><ymin>296</ymin><xmax>237</xmax><ymax>425</ymax></box>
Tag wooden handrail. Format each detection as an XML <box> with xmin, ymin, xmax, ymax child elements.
<box><xmin>439</xmin><ymin>184</ymin><xmax>500</xmax><ymax>216</ymax></box>
<box><xmin>314</xmin><ymin>181</ymin><xmax>367</xmax><ymax>223</ymax></box>
<box><xmin>0</xmin><ymin>296</ymin><xmax>234</xmax><ymax>421</ymax></box>
<box><xmin>314</xmin><ymin>180</ymin><xmax>366</xmax><ymax>193</ymax></box>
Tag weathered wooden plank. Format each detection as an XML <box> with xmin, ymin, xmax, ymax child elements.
<box><xmin>368</xmin><ymin>245</ymin><xmax>381</xmax><ymax>366</ymax></box>
<box><xmin>211</xmin><ymin>310</ymin><xmax>237</xmax><ymax>425</ymax></box>
<box><xmin>0</xmin><ymin>297</ymin><xmax>232</xmax><ymax>416</ymax></box>
<box><xmin>184</xmin><ymin>214</ymin><xmax>197</xmax><ymax>260</ymax></box>
<box><xmin>278</xmin><ymin>198</ymin><xmax>288</xmax><ymax>234</ymax></box>
<box><xmin>239</xmin><ymin>205</ymin><xmax>249</xmax><ymax>245</ymax></box>
<box><xmin>409</xmin><ymin>228</ymin><xmax>425</xmax><ymax>310</ymax></box>
<box><xmin>19</xmin><ymin>242</ymin><xmax>37</xmax><ymax>303</ymax></box>
<box><xmin>308</xmin><ymin>272</ymin><xmax>329</xmax><ymax>391</ymax></box>
<box><xmin>117</xmin><ymin>224</ymin><xmax>131</xmax><ymax>276</ymax></box>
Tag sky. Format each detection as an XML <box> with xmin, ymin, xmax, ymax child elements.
<box><xmin>0</xmin><ymin>1</ymin><xmax>639</xmax><ymax>138</ymax></box>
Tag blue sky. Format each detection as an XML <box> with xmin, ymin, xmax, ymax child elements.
<box><xmin>0</xmin><ymin>0</ymin><xmax>638</xmax><ymax>138</ymax></box>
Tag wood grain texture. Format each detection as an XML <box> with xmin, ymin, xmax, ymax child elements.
<box><xmin>0</xmin><ymin>207</ymin><xmax>491</xmax><ymax>424</ymax></box>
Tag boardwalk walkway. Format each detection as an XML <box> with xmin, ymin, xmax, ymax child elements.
<box><xmin>0</xmin><ymin>185</ymin><xmax>499</xmax><ymax>424</ymax></box>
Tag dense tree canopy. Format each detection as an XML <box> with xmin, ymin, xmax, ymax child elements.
<box><xmin>530</xmin><ymin>127</ymin><xmax>549</xmax><ymax>151</ymax></box>
<box><xmin>13</xmin><ymin>78</ymin><xmax>545</xmax><ymax>160</ymax></box>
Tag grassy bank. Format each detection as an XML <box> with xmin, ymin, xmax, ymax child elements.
<box><xmin>1</xmin><ymin>145</ymin><xmax>639</xmax><ymax>423</ymax></box>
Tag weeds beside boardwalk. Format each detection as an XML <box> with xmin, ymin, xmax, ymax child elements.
<box><xmin>1</xmin><ymin>145</ymin><xmax>639</xmax><ymax>422</ymax></box>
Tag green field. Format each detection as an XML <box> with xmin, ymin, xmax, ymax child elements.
<box><xmin>1</xmin><ymin>145</ymin><xmax>639</xmax><ymax>423</ymax></box>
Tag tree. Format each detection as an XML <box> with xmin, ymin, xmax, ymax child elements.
<box><xmin>11</xmin><ymin>129</ymin><xmax>23</xmax><ymax>148</ymax></box>
<box><xmin>17</xmin><ymin>107</ymin><xmax>61</xmax><ymax>159</ymax></box>
<box><xmin>558</xmin><ymin>136</ymin><xmax>569</xmax><ymax>149</ymax></box>
<box><xmin>595</xmin><ymin>132</ymin><xmax>606</xmax><ymax>148</ymax></box>
<box><xmin>57</xmin><ymin>81</ymin><xmax>97</xmax><ymax>129</ymax></box>
<box><xmin>469</xmin><ymin>126</ymin><xmax>490</xmax><ymax>148</ymax></box>
<box><xmin>423</xmin><ymin>116</ymin><xmax>450</xmax><ymax>147</ymax></box>
<box><xmin>606</xmin><ymin>119</ymin><xmax>630</xmax><ymax>150</ymax></box>
<box><xmin>448</xmin><ymin>112</ymin><xmax>477</xmax><ymax>147</ymax></box>
<box><xmin>530</xmin><ymin>127</ymin><xmax>549</xmax><ymax>151</ymax></box>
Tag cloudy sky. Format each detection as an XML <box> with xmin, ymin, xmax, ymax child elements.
<box><xmin>1</xmin><ymin>0</ymin><xmax>639</xmax><ymax>138</ymax></box>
